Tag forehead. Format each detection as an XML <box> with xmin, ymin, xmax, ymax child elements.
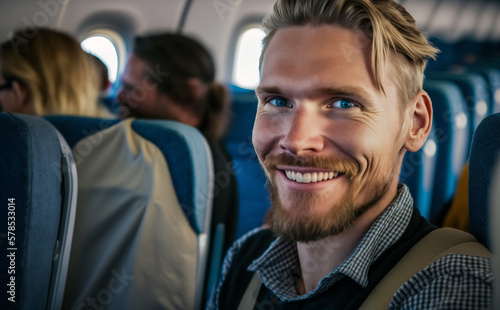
<box><xmin>260</xmin><ymin>25</ymin><xmax>380</xmax><ymax>97</ymax></box>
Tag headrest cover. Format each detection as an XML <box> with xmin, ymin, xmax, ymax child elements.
<box><xmin>469</xmin><ymin>113</ymin><xmax>500</xmax><ymax>248</ymax></box>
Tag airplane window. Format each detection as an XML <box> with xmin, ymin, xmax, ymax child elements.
<box><xmin>232</xmin><ymin>27</ymin><xmax>266</xmax><ymax>89</ymax></box>
<box><xmin>81</xmin><ymin>35</ymin><xmax>119</xmax><ymax>83</ymax></box>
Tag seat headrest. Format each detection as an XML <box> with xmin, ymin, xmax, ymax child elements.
<box><xmin>0</xmin><ymin>113</ymin><xmax>76</xmax><ymax>309</ymax></box>
<box><xmin>469</xmin><ymin>113</ymin><xmax>500</xmax><ymax>249</ymax></box>
<box><xmin>45</xmin><ymin>116</ymin><xmax>213</xmax><ymax>233</ymax></box>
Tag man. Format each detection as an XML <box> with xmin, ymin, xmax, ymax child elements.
<box><xmin>117</xmin><ymin>33</ymin><xmax>239</xmax><ymax>264</ymax></box>
<box><xmin>117</xmin><ymin>33</ymin><xmax>227</xmax><ymax>141</ymax></box>
<box><xmin>208</xmin><ymin>0</ymin><xmax>492</xmax><ymax>309</ymax></box>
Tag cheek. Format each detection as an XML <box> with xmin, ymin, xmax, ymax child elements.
<box><xmin>130</xmin><ymin>88</ymin><xmax>150</xmax><ymax>104</ymax></box>
<box><xmin>352</xmin><ymin>129</ymin><xmax>401</xmax><ymax>175</ymax></box>
<box><xmin>331</xmin><ymin>121</ymin><xmax>390</xmax><ymax>169</ymax></box>
<box><xmin>255</xmin><ymin>110</ymin><xmax>289</xmax><ymax>134</ymax></box>
<box><xmin>116</xmin><ymin>89</ymin><xmax>127</xmax><ymax>103</ymax></box>
<box><xmin>252</xmin><ymin>112</ymin><xmax>288</xmax><ymax>157</ymax></box>
<box><xmin>252</xmin><ymin>114</ymin><xmax>271</xmax><ymax>158</ymax></box>
<box><xmin>130</xmin><ymin>93</ymin><xmax>159</xmax><ymax>114</ymax></box>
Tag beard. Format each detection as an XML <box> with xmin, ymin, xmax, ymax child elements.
<box><xmin>118</xmin><ymin>102</ymin><xmax>138</xmax><ymax>119</ymax></box>
<box><xmin>263</xmin><ymin>153</ymin><xmax>394</xmax><ymax>242</ymax></box>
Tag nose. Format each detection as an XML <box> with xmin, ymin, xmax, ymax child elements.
<box><xmin>279</xmin><ymin>108</ymin><xmax>325</xmax><ymax>156</ymax></box>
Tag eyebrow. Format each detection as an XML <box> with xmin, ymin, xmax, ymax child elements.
<box><xmin>256</xmin><ymin>85</ymin><xmax>373</xmax><ymax>101</ymax></box>
<box><xmin>255</xmin><ymin>85</ymin><xmax>281</xmax><ymax>96</ymax></box>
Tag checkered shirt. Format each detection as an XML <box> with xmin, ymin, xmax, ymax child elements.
<box><xmin>207</xmin><ymin>184</ymin><xmax>492</xmax><ymax>309</ymax></box>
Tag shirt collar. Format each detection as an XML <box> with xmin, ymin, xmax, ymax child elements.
<box><xmin>248</xmin><ymin>184</ymin><xmax>414</xmax><ymax>301</ymax></box>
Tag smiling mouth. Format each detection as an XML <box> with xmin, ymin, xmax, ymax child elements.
<box><xmin>284</xmin><ymin>170</ymin><xmax>343</xmax><ymax>183</ymax></box>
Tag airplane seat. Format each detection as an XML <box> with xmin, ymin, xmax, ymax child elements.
<box><xmin>427</xmin><ymin>38</ymin><xmax>491</xmax><ymax>132</ymax></box>
<box><xmin>399</xmin><ymin>126</ymin><xmax>438</xmax><ymax>220</ymax></box>
<box><xmin>426</xmin><ymin>72</ymin><xmax>490</xmax><ymax>142</ymax></box>
<box><xmin>469</xmin><ymin>113</ymin><xmax>500</xmax><ymax>249</ymax></box>
<box><xmin>45</xmin><ymin>116</ymin><xmax>213</xmax><ymax>310</ymax></box>
<box><xmin>463</xmin><ymin>66</ymin><xmax>500</xmax><ymax>115</ymax></box>
<box><xmin>454</xmin><ymin>38</ymin><xmax>484</xmax><ymax>65</ymax></box>
<box><xmin>482</xmin><ymin>41</ymin><xmax>498</xmax><ymax>58</ymax></box>
<box><xmin>423</xmin><ymin>81</ymin><xmax>470</xmax><ymax>225</ymax></box>
<box><xmin>0</xmin><ymin>113</ymin><xmax>77</xmax><ymax>310</ymax></box>
<box><xmin>224</xmin><ymin>87</ymin><xmax>271</xmax><ymax>238</ymax></box>
<box><xmin>490</xmin><ymin>149</ymin><xmax>500</xmax><ymax>309</ymax></box>
<box><xmin>475</xmin><ymin>58</ymin><xmax>500</xmax><ymax>70</ymax></box>
<box><xmin>426</xmin><ymin>37</ymin><xmax>455</xmax><ymax>72</ymax></box>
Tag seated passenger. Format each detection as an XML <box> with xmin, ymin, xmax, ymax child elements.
<box><xmin>88</xmin><ymin>53</ymin><xmax>119</xmax><ymax>115</ymax></box>
<box><xmin>209</xmin><ymin>0</ymin><xmax>492</xmax><ymax>309</ymax></box>
<box><xmin>117</xmin><ymin>33</ymin><xmax>238</xmax><ymax>255</ymax></box>
<box><xmin>0</xmin><ymin>28</ymin><xmax>109</xmax><ymax>117</ymax></box>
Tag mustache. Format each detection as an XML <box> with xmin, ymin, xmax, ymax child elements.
<box><xmin>262</xmin><ymin>153</ymin><xmax>360</xmax><ymax>181</ymax></box>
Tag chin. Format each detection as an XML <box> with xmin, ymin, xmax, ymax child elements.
<box><xmin>269</xmin><ymin>187</ymin><xmax>358</xmax><ymax>242</ymax></box>
<box><xmin>269</xmin><ymin>180</ymin><xmax>392</xmax><ymax>242</ymax></box>
<box><xmin>119</xmin><ymin>105</ymin><xmax>141</xmax><ymax>118</ymax></box>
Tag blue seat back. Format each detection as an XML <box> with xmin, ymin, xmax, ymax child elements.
<box><xmin>224</xmin><ymin>89</ymin><xmax>270</xmax><ymax>237</ymax></box>
<box><xmin>469</xmin><ymin>113</ymin><xmax>500</xmax><ymax>249</ymax></box>
<box><xmin>426</xmin><ymin>37</ymin><xmax>455</xmax><ymax>71</ymax></box>
<box><xmin>46</xmin><ymin>116</ymin><xmax>213</xmax><ymax>310</ymax></box>
<box><xmin>399</xmin><ymin>126</ymin><xmax>438</xmax><ymax>220</ymax></box>
<box><xmin>490</xmin><ymin>143</ymin><xmax>500</xmax><ymax>309</ymax></box>
<box><xmin>465</xmin><ymin>65</ymin><xmax>500</xmax><ymax>115</ymax></box>
<box><xmin>426</xmin><ymin>72</ymin><xmax>490</xmax><ymax>139</ymax></box>
<box><xmin>424</xmin><ymin>80</ymin><xmax>470</xmax><ymax>223</ymax></box>
<box><xmin>0</xmin><ymin>113</ymin><xmax>77</xmax><ymax>310</ymax></box>
<box><xmin>454</xmin><ymin>38</ymin><xmax>484</xmax><ymax>64</ymax></box>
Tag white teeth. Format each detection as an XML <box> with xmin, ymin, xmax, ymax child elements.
<box><xmin>296</xmin><ymin>172</ymin><xmax>303</xmax><ymax>182</ymax></box>
<box><xmin>303</xmin><ymin>173</ymin><xmax>311</xmax><ymax>183</ymax></box>
<box><xmin>284</xmin><ymin>170</ymin><xmax>341</xmax><ymax>183</ymax></box>
<box><xmin>311</xmin><ymin>173</ymin><xmax>317</xmax><ymax>183</ymax></box>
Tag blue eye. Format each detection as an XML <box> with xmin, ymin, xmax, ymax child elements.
<box><xmin>331</xmin><ymin>99</ymin><xmax>356</xmax><ymax>109</ymax></box>
<box><xmin>268</xmin><ymin>97</ymin><xmax>292</xmax><ymax>108</ymax></box>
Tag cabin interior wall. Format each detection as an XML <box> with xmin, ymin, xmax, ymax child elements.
<box><xmin>183</xmin><ymin>0</ymin><xmax>274</xmax><ymax>84</ymax></box>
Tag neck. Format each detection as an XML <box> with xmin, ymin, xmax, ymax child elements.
<box><xmin>177</xmin><ymin>110</ymin><xmax>201</xmax><ymax>128</ymax></box>
<box><xmin>295</xmin><ymin>220</ymin><xmax>370</xmax><ymax>294</ymax></box>
<box><xmin>295</xmin><ymin>186</ymin><xmax>399</xmax><ymax>294</ymax></box>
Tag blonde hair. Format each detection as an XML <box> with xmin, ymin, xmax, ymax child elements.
<box><xmin>1</xmin><ymin>28</ymin><xmax>101</xmax><ymax>116</ymax></box>
<box><xmin>261</xmin><ymin>0</ymin><xmax>439</xmax><ymax>109</ymax></box>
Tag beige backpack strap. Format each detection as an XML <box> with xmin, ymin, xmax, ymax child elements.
<box><xmin>360</xmin><ymin>227</ymin><xmax>492</xmax><ymax>310</ymax></box>
<box><xmin>237</xmin><ymin>272</ymin><xmax>262</xmax><ymax>310</ymax></box>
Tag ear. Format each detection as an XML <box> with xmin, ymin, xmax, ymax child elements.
<box><xmin>11</xmin><ymin>80</ymin><xmax>32</xmax><ymax>108</ymax></box>
<box><xmin>186</xmin><ymin>78</ymin><xmax>208</xmax><ymax>101</ymax></box>
<box><xmin>403</xmin><ymin>90</ymin><xmax>432</xmax><ymax>152</ymax></box>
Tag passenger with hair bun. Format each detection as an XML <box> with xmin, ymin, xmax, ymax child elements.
<box><xmin>118</xmin><ymin>33</ymin><xmax>231</xmax><ymax>142</ymax></box>
<box><xmin>0</xmin><ymin>27</ymin><xmax>109</xmax><ymax>117</ymax></box>
<box><xmin>117</xmin><ymin>32</ymin><xmax>239</xmax><ymax>264</ymax></box>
